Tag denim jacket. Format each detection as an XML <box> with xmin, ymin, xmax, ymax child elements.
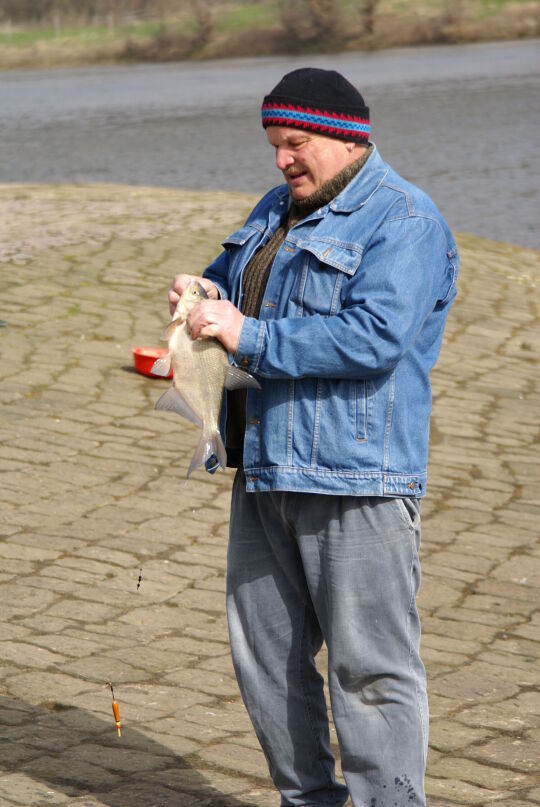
<box><xmin>204</xmin><ymin>145</ymin><xmax>458</xmax><ymax>497</ymax></box>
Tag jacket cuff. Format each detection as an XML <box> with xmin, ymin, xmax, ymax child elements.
<box><xmin>211</xmin><ymin>282</ymin><xmax>228</xmax><ymax>301</ymax></box>
<box><xmin>235</xmin><ymin>316</ymin><xmax>266</xmax><ymax>374</ymax></box>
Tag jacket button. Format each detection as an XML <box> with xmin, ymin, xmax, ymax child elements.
<box><xmin>249</xmin><ymin>417</ymin><xmax>260</xmax><ymax>425</ymax></box>
<box><xmin>408</xmin><ymin>481</ymin><xmax>416</xmax><ymax>490</ymax></box>
<box><xmin>249</xmin><ymin>475</ymin><xmax>258</xmax><ymax>482</ymax></box>
<box><xmin>242</xmin><ymin>357</ymin><xmax>249</xmax><ymax>367</ymax></box>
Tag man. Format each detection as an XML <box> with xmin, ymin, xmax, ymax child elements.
<box><xmin>169</xmin><ymin>68</ymin><xmax>458</xmax><ymax>807</ymax></box>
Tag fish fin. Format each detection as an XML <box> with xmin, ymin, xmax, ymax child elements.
<box><xmin>187</xmin><ymin>431</ymin><xmax>227</xmax><ymax>478</ymax></box>
<box><xmin>155</xmin><ymin>388</ymin><xmax>202</xmax><ymax>426</ymax></box>
<box><xmin>150</xmin><ymin>355</ymin><xmax>172</xmax><ymax>376</ymax></box>
<box><xmin>161</xmin><ymin>319</ymin><xmax>183</xmax><ymax>342</ymax></box>
<box><xmin>224</xmin><ymin>365</ymin><xmax>261</xmax><ymax>391</ymax></box>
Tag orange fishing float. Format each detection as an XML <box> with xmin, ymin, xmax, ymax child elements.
<box><xmin>106</xmin><ymin>681</ymin><xmax>121</xmax><ymax>737</ymax></box>
<box><xmin>112</xmin><ymin>699</ymin><xmax>121</xmax><ymax>737</ymax></box>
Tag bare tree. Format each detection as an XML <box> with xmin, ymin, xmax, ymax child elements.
<box><xmin>308</xmin><ymin>0</ymin><xmax>339</xmax><ymax>37</ymax></box>
<box><xmin>280</xmin><ymin>0</ymin><xmax>341</xmax><ymax>43</ymax></box>
<box><xmin>361</xmin><ymin>0</ymin><xmax>379</xmax><ymax>35</ymax></box>
<box><xmin>190</xmin><ymin>0</ymin><xmax>212</xmax><ymax>47</ymax></box>
<box><xmin>0</xmin><ymin>0</ymin><xmax>53</xmax><ymax>22</ymax></box>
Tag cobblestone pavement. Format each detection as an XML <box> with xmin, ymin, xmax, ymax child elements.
<box><xmin>0</xmin><ymin>184</ymin><xmax>538</xmax><ymax>807</ymax></box>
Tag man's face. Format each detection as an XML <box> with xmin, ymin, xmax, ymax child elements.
<box><xmin>266</xmin><ymin>126</ymin><xmax>362</xmax><ymax>201</ymax></box>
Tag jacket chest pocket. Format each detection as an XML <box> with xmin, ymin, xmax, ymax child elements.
<box><xmin>221</xmin><ymin>224</ymin><xmax>266</xmax><ymax>303</ymax></box>
<box><xmin>290</xmin><ymin>237</ymin><xmax>363</xmax><ymax>317</ymax></box>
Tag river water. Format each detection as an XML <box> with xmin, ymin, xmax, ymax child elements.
<box><xmin>1</xmin><ymin>40</ymin><xmax>539</xmax><ymax>248</ymax></box>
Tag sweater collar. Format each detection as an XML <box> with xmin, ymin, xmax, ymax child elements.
<box><xmin>289</xmin><ymin>143</ymin><xmax>374</xmax><ymax>223</ymax></box>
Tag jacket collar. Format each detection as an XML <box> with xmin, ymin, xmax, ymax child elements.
<box><xmin>328</xmin><ymin>144</ymin><xmax>388</xmax><ymax>213</ymax></box>
<box><xmin>272</xmin><ymin>143</ymin><xmax>388</xmax><ymax>215</ymax></box>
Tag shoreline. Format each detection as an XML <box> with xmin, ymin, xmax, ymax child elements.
<box><xmin>1</xmin><ymin>182</ymin><xmax>538</xmax><ymax>263</ymax></box>
<box><xmin>1</xmin><ymin>5</ymin><xmax>539</xmax><ymax>71</ymax></box>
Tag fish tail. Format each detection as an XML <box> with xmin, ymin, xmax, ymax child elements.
<box><xmin>187</xmin><ymin>430</ymin><xmax>227</xmax><ymax>478</ymax></box>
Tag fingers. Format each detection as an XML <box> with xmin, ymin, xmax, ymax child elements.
<box><xmin>169</xmin><ymin>275</ymin><xmax>220</xmax><ymax>316</ymax></box>
<box><xmin>186</xmin><ymin>300</ymin><xmax>244</xmax><ymax>354</ymax></box>
<box><xmin>169</xmin><ymin>274</ymin><xmax>193</xmax><ymax>298</ymax></box>
<box><xmin>198</xmin><ymin>323</ymin><xmax>220</xmax><ymax>339</ymax></box>
<box><xmin>169</xmin><ymin>275</ymin><xmax>190</xmax><ymax>315</ymax></box>
<box><xmin>199</xmin><ymin>279</ymin><xmax>220</xmax><ymax>299</ymax></box>
<box><xmin>168</xmin><ymin>288</ymin><xmax>181</xmax><ymax>315</ymax></box>
<box><xmin>186</xmin><ymin>300</ymin><xmax>218</xmax><ymax>339</ymax></box>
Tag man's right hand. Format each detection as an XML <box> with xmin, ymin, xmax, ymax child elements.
<box><xmin>168</xmin><ymin>274</ymin><xmax>220</xmax><ymax>316</ymax></box>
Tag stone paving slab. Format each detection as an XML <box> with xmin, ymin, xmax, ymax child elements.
<box><xmin>0</xmin><ymin>183</ymin><xmax>539</xmax><ymax>806</ymax></box>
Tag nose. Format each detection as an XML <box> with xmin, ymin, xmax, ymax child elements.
<box><xmin>275</xmin><ymin>146</ymin><xmax>294</xmax><ymax>171</ymax></box>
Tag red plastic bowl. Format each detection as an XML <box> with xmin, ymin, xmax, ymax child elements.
<box><xmin>132</xmin><ymin>347</ymin><xmax>172</xmax><ymax>378</ymax></box>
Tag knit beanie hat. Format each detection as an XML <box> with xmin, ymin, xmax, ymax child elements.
<box><xmin>261</xmin><ymin>67</ymin><xmax>370</xmax><ymax>143</ymax></box>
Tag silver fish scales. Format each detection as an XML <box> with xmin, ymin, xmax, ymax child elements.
<box><xmin>152</xmin><ymin>282</ymin><xmax>260</xmax><ymax>477</ymax></box>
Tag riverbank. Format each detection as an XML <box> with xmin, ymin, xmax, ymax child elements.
<box><xmin>0</xmin><ymin>183</ymin><xmax>539</xmax><ymax>805</ymax></box>
<box><xmin>2</xmin><ymin>43</ymin><xmax>539</xmax><ymax>250</ymax></box>
<box><xmin>0</xmin><ymin>0</ymin><xmax>539</xmax><ymax>70</ymax></box>
<box><xmin>2</xmin><ymin>182</ymin><xmax>540</xmax><ymax>266</ymax></box>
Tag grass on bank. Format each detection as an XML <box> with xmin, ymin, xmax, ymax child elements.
<box><xmin>0</xmin><ymin>0</ymin><xmax>538</xmax><ymax>67</ymax></box>
<box><xmin>0</xmin><ymin>19</ymin><xmax>200</xmax><ymax>49</ymax></box>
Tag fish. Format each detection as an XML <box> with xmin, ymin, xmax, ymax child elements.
<box><xmin>151</xmin><ymin>281</ymin><xmax>260</xmax><ymax>477</ymax></box>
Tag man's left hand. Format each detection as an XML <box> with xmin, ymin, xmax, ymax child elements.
<box><xmin>186</xmin><ymin>299</ymin><xmax>244</xmax><ymax>354</ymax></box>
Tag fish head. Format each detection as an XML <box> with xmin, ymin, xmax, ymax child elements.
<box><xmin>183</xmin><ymin>281</ymin><xmax>208</xmax><ymax>304</ymax></box>
<box><xmin>174</xmin><ymin>281</ymin><xmax>208</xmax><ymax>320</ymax></box>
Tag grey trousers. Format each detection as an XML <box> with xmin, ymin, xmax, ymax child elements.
<box><xmin>226</xmin><ymin>471</ymin><xmax>427</xmax><ymax>807</ymax></box>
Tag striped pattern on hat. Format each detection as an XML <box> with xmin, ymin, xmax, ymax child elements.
<box><xmin>261</xmin><ymin>67</ymin><xmax>370</xmax><ymax>143</ymax></box>
<box><xmin>261</xmin><ymin>102</ymin><xmax>370</xmax><ymax>141</ymax></box>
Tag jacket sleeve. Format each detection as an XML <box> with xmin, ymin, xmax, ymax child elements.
<box><xmin>235</xmin><ymin>216</ymin><xmax>457</xmax><ymax>380</ymax></box>
<box><xmin>202</xmin><ymin>249</ymin><xmax>231</xmax><ymax>301</ymax></box>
